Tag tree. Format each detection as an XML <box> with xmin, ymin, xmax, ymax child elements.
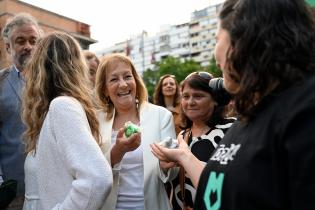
<box><xmin>207</xmin><ymin>55</ymin><xmax>222</xmax><ymax>77</ymax></box>
<box><xmin>142</xmin><ymin>55</ymin><xmax>223</xmax><ymax>97</ymax></box>
<box><xmin>142</xmin><ymin>68</ymin><xmax>157</xmax><ymax>99</ymax></box>
<box><xmin>142</xmin><ymin>56</ymin><xmax>203</xmax><ymax>97</ymax></box>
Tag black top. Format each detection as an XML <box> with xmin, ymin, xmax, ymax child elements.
<box><xmin>171</xmin><ymin>118</ymin><xmax>235</xmax><ymax>210</ymax></box>
<box><xmin>194</xmin><ymin>75</ymin><xmax>315</xmax><ymax>210</ymax></box>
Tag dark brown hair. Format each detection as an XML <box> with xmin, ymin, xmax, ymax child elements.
<box><xmin>220</xmin><ymin>0</ymin><xmax>315</xmax><ymax>120</ymax></box>
<box><xmin>180</xmin><ymin>73</ymin><xmax>226</xmax><ymax>129</ymax></box>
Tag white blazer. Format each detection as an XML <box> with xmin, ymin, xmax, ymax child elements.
<box><xmin>99</xmin><ymin>102</ymin><xmax>177</xmax><ymax>210</ymax></box>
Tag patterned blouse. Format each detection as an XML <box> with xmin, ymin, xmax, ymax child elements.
<box><xmin>170</xmin><ymin>118</ymin><xmax>235</xmax><ymax>210</ymax></box>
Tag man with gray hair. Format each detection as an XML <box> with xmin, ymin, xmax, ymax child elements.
<box><xmin>0</xmin><ymin>13</ymin><xmax>42</xmax><ymax>210</ymax></box>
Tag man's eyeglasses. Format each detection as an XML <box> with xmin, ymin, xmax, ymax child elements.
<box><xmin>185</xmin><ymin>71</ymin><xmax>213</xmax><ymax>81</ymax></box>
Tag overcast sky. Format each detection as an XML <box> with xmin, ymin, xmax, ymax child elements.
<box><xmin>20</xmin><ymin>0</ymin><xmax>224</xmax><ymax>51</ymax></box>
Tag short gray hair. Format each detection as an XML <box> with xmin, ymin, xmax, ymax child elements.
<box><xmin>2</xmin><ymin>13</ymin><xmax>42</xmax><ymax>42</ymax></box>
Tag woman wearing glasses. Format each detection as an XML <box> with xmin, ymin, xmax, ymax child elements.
<box><xmin>152</xmin><ymin>0</ymin><xmax>315</xmax><ymax>209</ymax></box>
<box><xmin>157</xmin><ymin>71</ymin><xmax>235</xmax><ymax>210</ymax></box>
<box><xmin>153</xmin><ymin>74</ymin><xmax>181</xmax><ymax>135</ymax></box>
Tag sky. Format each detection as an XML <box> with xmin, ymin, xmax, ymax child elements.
<box><xmin>21</xmin><ymin>0</ymin><xmax>224</xmax><ymax>52</ymax></box>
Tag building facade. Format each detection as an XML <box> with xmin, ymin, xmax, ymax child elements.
<box><xmin>189</xmin><ymin>4</ymin><xmax>221</xmax><ymax>67</ymax></box>
<box><xmin>0</xmin><ymin>0</ymin><xmax>96</xmax><ymax>69</ymax></box>
<box><xmin>97</xmin><ymin>3</ymin><xmax>222</xmax><ymax>74</ymax></box>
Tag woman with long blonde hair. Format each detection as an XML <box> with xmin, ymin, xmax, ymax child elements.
<box><xmin>22</xmin><ymin>32</ymin><xmax>112</xmax><ymax>210</ymax></box>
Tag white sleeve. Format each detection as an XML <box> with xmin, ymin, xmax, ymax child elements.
<box><xmin>47</xmin><ymin>98</ymin><xmax>113</xmax><ymax>210</ymax></box>
<box><xmin>158</xmin><ymin>108</ymin><xmax>179</xmax><ymax>182</ymax></box>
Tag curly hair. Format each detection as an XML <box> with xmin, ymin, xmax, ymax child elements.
<box><xmin>95</xmin><ymin>53</ymin><xmax>148</xmax><ymax>120</ymax></box>
<box><xmin>153</xmin><ymin>74</ymin><xmax>180</xmax><ymax>107</ymax></box>
<box><xmin>22</xmin><ymin>32</ymin><xmax>101</xmax><ymax>153</ymax></box>
<box><xmin>220</xmin><ymin>0</ymin><xmax>315</xmax><ymax>120</ymax></box>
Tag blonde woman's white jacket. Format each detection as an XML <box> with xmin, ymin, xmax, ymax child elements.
<box><xmin>34</xmin><ymin>96</ymin><xmax>113</xmax><ymax>210</ymax></box>
<box><xmin>98</xmin><ymin>102</ymin><xmax>177</xmax><ymax>210</ymax></box>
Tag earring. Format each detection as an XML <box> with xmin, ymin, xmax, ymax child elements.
<box><xmin>135</xmin><ymin>98</ymin><xmax>139</xmax><ymax>109</ymax></box>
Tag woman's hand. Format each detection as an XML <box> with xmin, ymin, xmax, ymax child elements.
<box><xmin>115</xmin><ymin>128</ymin><xmax>141</xmax><ymax>153</ymax></box>
<box><xmin>152</xmin><ymin>132</ymin><xmax>206</xmax><ymax>188</ymax></box>
<box><xmin>110</xmin><ymin>128</ymin><xmax>141</xmax><ymax>166</ymax></box>
<box><xmin>150</xmin><ymin>133</ymin><xmax>190</xmax><ymax>168</ymax></box>
<box><xmin>150</xmin><ymin>143</ymin><xmax>178</xmax><ymax>171</ymax></box>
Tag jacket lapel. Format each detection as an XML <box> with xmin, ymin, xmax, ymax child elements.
<box><xmin>98</xmin><ymin>110</ymin><xmax>115</xmax><ymax>154</ymax></box>
<box><xmin>7</xmin><ymin>67</ymin><xmax>23</xmax><ymax>101</ymax></box>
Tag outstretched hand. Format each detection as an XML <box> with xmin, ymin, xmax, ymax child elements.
<box><xmin>150</xmin><ymin>133</ymin><xmax>190</xmax><ymax>170</ymax></box>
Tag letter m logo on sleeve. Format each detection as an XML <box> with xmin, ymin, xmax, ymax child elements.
<box><xmin>204</xmin><ymin>172</ymin><xmax>224</xmax><ymax>210</ymax></box>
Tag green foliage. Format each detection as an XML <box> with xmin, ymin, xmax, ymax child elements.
<box><xmin>142</xmin><ymin>56</ymin><xmax>201</xmax><ymax>97</ymax></box>
<box><xmin>142</xmin><ymin>68</ymin><xmax>158</xmax><ymax>98</ymax></box>
<box><xmin>142</xmin><ymin>55</ymin><xmax>222</xmax><ymax>97</ymax></box>
<box><xmin>207</xmin><ymin>55</ymin><xmax>222</xmax><ymax>77</ymax></box>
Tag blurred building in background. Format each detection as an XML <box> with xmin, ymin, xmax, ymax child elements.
<box><xmin>98</xmin><ymin>3</ymin><xmax>222</xmax><ymax>74</ymax></box>
<box><xmin>0</xmin><ymin>0</ymin><xmax>96</xmax><ymax>69</ymax></box>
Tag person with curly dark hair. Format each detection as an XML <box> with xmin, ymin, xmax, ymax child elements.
<box><xmin>151</xmin><ymin>0</ymin><xmax>315</xmax><ymax>209</ymax></box>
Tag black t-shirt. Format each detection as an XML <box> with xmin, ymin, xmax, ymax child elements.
<box><xmin>194</xmin><ymin>76</ymin><xmax>315</xmax><ymax>210</ymax></box>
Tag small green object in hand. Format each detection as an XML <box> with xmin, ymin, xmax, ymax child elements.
<box><xmin>124</xmin><ymin>121</ymin><xmax>140</xmax><ymax>137</ymax></box>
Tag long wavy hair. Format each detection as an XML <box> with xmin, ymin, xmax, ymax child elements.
<box><xmin>95</xmin><ymin>53</ymin><xmax>148</xmax><ymax>120</ymax></box>
<box><xmin>220</xmin><ymin>0</ymin><xmax>315</xmax><ymax>120</ymax></box>
<box><xmin>153</xmin><ymin>74</ymin><xmax>180</xmax><ymax>107</ymax></box>
<box><xmin>22</xmin><ymin>32</ymin><xmax>101</xmax><ymax>153</ymax></box>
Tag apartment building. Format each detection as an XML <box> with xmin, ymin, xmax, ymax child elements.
<box><xmin>98</xmin><ymin>31</ymin><xmax>155</xmax><ymax>75</ymax></box>
<box><xmin>97</xmin><ymin>3</ymin><xmax>222</xmax><ymax>74</ymax></box>
<box><xmin>189</xmin><ymin>4</ymin><xmax>221</xmax><ymax>67</ymax></box>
